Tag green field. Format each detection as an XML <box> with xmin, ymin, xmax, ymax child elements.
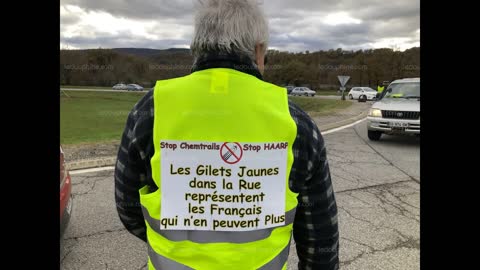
<box><xmin>288</xmin><ymin>96</ymin><xmax>352</xmax><ymax>116</ymax></box>
<box><xmin>60</xmin><ymin>91</ymin><xmax>147</xmax><ymax>145</ymax></box>
<box><xmin>61</xmin><ymin>91</ymin><xmax>351</xmax><ymax>145</ymax></box>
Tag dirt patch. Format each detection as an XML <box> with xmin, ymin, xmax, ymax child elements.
<box><xmin>62</xmin><ymin>141</ymin><xmax>120</xmax><ymax>162</ymax></box>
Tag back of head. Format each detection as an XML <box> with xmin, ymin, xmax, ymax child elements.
<box><xmin>190</xmin><ymin>0</ymin><xmax>269</xmax><ymax>62</ymax></box>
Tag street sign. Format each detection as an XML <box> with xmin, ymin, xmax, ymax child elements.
<box><xmin>338</xmin><ymin>76</ymin><xmax>350</xmax><ymax>101</ymax></box>
<box><xmin>338</xmin><ymin>76</ymin><xmax>350</xmax><ymax>87</ymax></box>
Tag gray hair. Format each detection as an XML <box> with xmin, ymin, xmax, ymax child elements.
<box><xmin>190</xmin><ymin>0</ymin><xmax>269</xmax><ymax>61</ymax></box>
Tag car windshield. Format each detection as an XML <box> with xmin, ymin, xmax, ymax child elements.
<box><xmin>383</xmin><ymin>82</ymin><xmax>420</xmax><ymax>99</ymax></box>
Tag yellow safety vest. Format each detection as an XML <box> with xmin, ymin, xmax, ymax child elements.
<box><xmin>140</xmin><ymin>68</ymin><xmax>299</xmax><ymax>269</ymax></box>
<box><xmin>377</xmin><ymin>86</ymin><xmax>385</xmax><ymax>93</ymax></box>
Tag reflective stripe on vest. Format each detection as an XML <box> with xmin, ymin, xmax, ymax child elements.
<box><xmin>141</xmin><ymin>205</ymin><xmax>296</xmax><ymax>243</ymax></box>
<box><xmin>148</xmin><ymin>245</ymin><xmax>193</xmax><ymax>270</ymax></box>
<box><xmin>148</xmin><ymin>240</ymin><xmax>291</xmax><ymax>270</ymax></box>
<box><xmin>143</xmin><ymin>68</ymin><xmax>299</xmax><ymax>269</ymax></box>
<box><xmin>257</xmin><ymin>240</ymin><xmax>290</xmax><ymax>270</ymax></box>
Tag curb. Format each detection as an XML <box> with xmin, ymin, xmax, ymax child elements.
<box><xmin>67</xmin><ymin>109</ymin><xmax>369</xmax><ymax>171</ymax></box>
<box><xmin>67</xmin><ymin>156</ymin><xmax>117</xmax><ymax>171</ymax></box>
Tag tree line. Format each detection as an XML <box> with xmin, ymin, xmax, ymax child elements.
<box><xmin>60</xmin><ymin>47</ymin><xmax>419</xmax><ymax>90</ymax></box>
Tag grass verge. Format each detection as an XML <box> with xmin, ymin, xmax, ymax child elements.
<box><xmin>61</xmin><ymin>91</ymin><xmax>146</xmax><ymax>145</ymax></box>
<box><xmin>288</xmin><ymin>96</ymin><xmax>352</xmax><ymax>117</ymax></box>
<box><xmin>61</xmin><ymin>91</ymin><xmax>351</xmax><ymax>145</ymax></box>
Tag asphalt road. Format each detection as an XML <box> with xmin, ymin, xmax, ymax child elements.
<box><xmin>61</xmin><ymin>121</ymin><xmax>420</xmax><ymax>270</ymax></box>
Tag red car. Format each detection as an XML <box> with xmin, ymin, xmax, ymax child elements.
<box><xmin>60</xmin><ymin>146</ymin><xmax>73</xmax><ymax>238</ymax></box>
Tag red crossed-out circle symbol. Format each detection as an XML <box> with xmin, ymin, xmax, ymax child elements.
<box><xmin>220</xmin><ymin>142</ymin><xmax>243</xmax><ymax>164</ymax></box>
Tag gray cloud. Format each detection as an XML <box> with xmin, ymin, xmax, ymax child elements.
<box><xmin>268</xmin><ymin>13</ymin><xmax>373</xmax><ymax>51</ymax></box>
<box><xmin>61</xmin><ymin>0</ymin><xmax>195</xmax><ymax>20</ymax></box>
<box><xmin>60</xmin><ymin>12</ymin><xmax>81</xmax><ymax>25</ymax></box>
<box><xmin>370</xmin><ymin>15</ymin><xmax>419</xmax><ymax>38</ymax></box>
<box><xmin>60</xmin><ymin>0</ymin><xmax>419</xmax><ymax>51</ymax></box>
<box><xmin>62</xmin><ymin>34</ymin><xmax>189</xmax><ymax>49</ymax></box>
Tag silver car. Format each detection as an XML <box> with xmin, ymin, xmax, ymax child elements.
<box><xmin>290</xmin><ymin>87</ymin><xmax>316</xmax><ymax>97</ymax></box>
<box><xmin>112</xmin><ymin>83</ymin><xmax>127</xmax><ymax>90</ymax></box>
<box><xmin>127</xmin><ymin>84</ymin><xmax>144</xmax><ymax>91</ymax></box>
<box><xmin>367</xmin><ymin>78</ymin><xmax>420</xmax><ymax>140</ymax></box>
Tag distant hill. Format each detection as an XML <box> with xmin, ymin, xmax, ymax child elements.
<box><xmin>60</xmin><ymin>47</ymin><xmax>420</xmax><ymax>89</ymax></box>
<box><xmin>60</xmin><ymin>48</ymin><xmax>194</xmax><ymax>87</ymax></box>
<box><xmin>112</xmin><ymin>48</ymin><xmax>191</xmax><ymax>59</ymax></box>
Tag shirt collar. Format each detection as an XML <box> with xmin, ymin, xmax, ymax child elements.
<box><xmin>191</xmin><ymin>51</ymin><xmax>263</xmax><ymax>80</ymax></box>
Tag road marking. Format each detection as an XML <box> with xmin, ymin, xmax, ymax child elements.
<box><xmin>322</xmin><ymin>117</ymin><xmax>367</xmax><ymax>135</ymax></box>
<box><xmin>69</xmin><ymin>166</ymin><xmax>115</xmax><ymax>175</ymax></box>
<box><xmin>70</xmin><ymin>118</ymin><xmax>367</xmax><ymax>175</ymax></box>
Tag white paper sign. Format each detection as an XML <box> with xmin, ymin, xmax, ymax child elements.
<box><xmin>160</xmin><ymin>140</ymin><xmax>288</xmax><ymax>231</ymax></box>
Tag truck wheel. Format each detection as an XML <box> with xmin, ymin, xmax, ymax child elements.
<box><xmin>368</xmin><ymin>130</ymin><xmax>382</xmax><ymax>141</ymax></box>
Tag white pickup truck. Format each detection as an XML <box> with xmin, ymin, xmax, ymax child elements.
<box><xmin>367</xmin><ymin>78</ymin><xmax>420</xmax><ymax>141</ymax></box>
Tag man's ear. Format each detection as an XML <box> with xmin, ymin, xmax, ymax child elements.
<box><xmin>255</xmin><ymin>43</ymin><xmax>266</xmax><ymax>75</ymax></box>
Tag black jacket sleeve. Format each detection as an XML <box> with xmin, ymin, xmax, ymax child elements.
<box><xmin>288</xmin><ymin>102</ymin><xmax>340</xmax><ymax>270</ymax></box>
<box><xmin>114</xmin><ymin>90</ymin><xmax>155</xmax><ymax>242</ymax></box>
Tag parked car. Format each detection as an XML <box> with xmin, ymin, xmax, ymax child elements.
<box><xmin>127</xmin><ymin>84</ymin><xmax>144</xmax><ymax>91</ymax></box>
<box><xmin>284</xmin><ymin>86</ymin><xmax>295</xmax><ymax>94</ymax></box>
<box><xmin>112</xmin><ymin>83</ymin><xmax>127</xmax><ymax>90</ymax></box>
<box><xmin>290</xmin><ymin>87</ymin><xmax>316</xmax><ymax>97</ymax></box>
<box><xmin>367</xmin><ymin>78</ymin><xmax>420</xmax><ymax>140</ymax></box>
<box><xmin>60</xmin><ymin>146</ymin><xmax>73</xmax><ymax>238</ymax></box>
<box><xmin>348</xmin><ymin>87</ymin><xmax>377</xmax><ymax>100</ymax></box>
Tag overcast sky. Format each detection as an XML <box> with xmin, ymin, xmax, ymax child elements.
<box><xmin>60</xmin><ymin>0</ymin><xmax>420</xmax><ymax>52</ymax></box>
